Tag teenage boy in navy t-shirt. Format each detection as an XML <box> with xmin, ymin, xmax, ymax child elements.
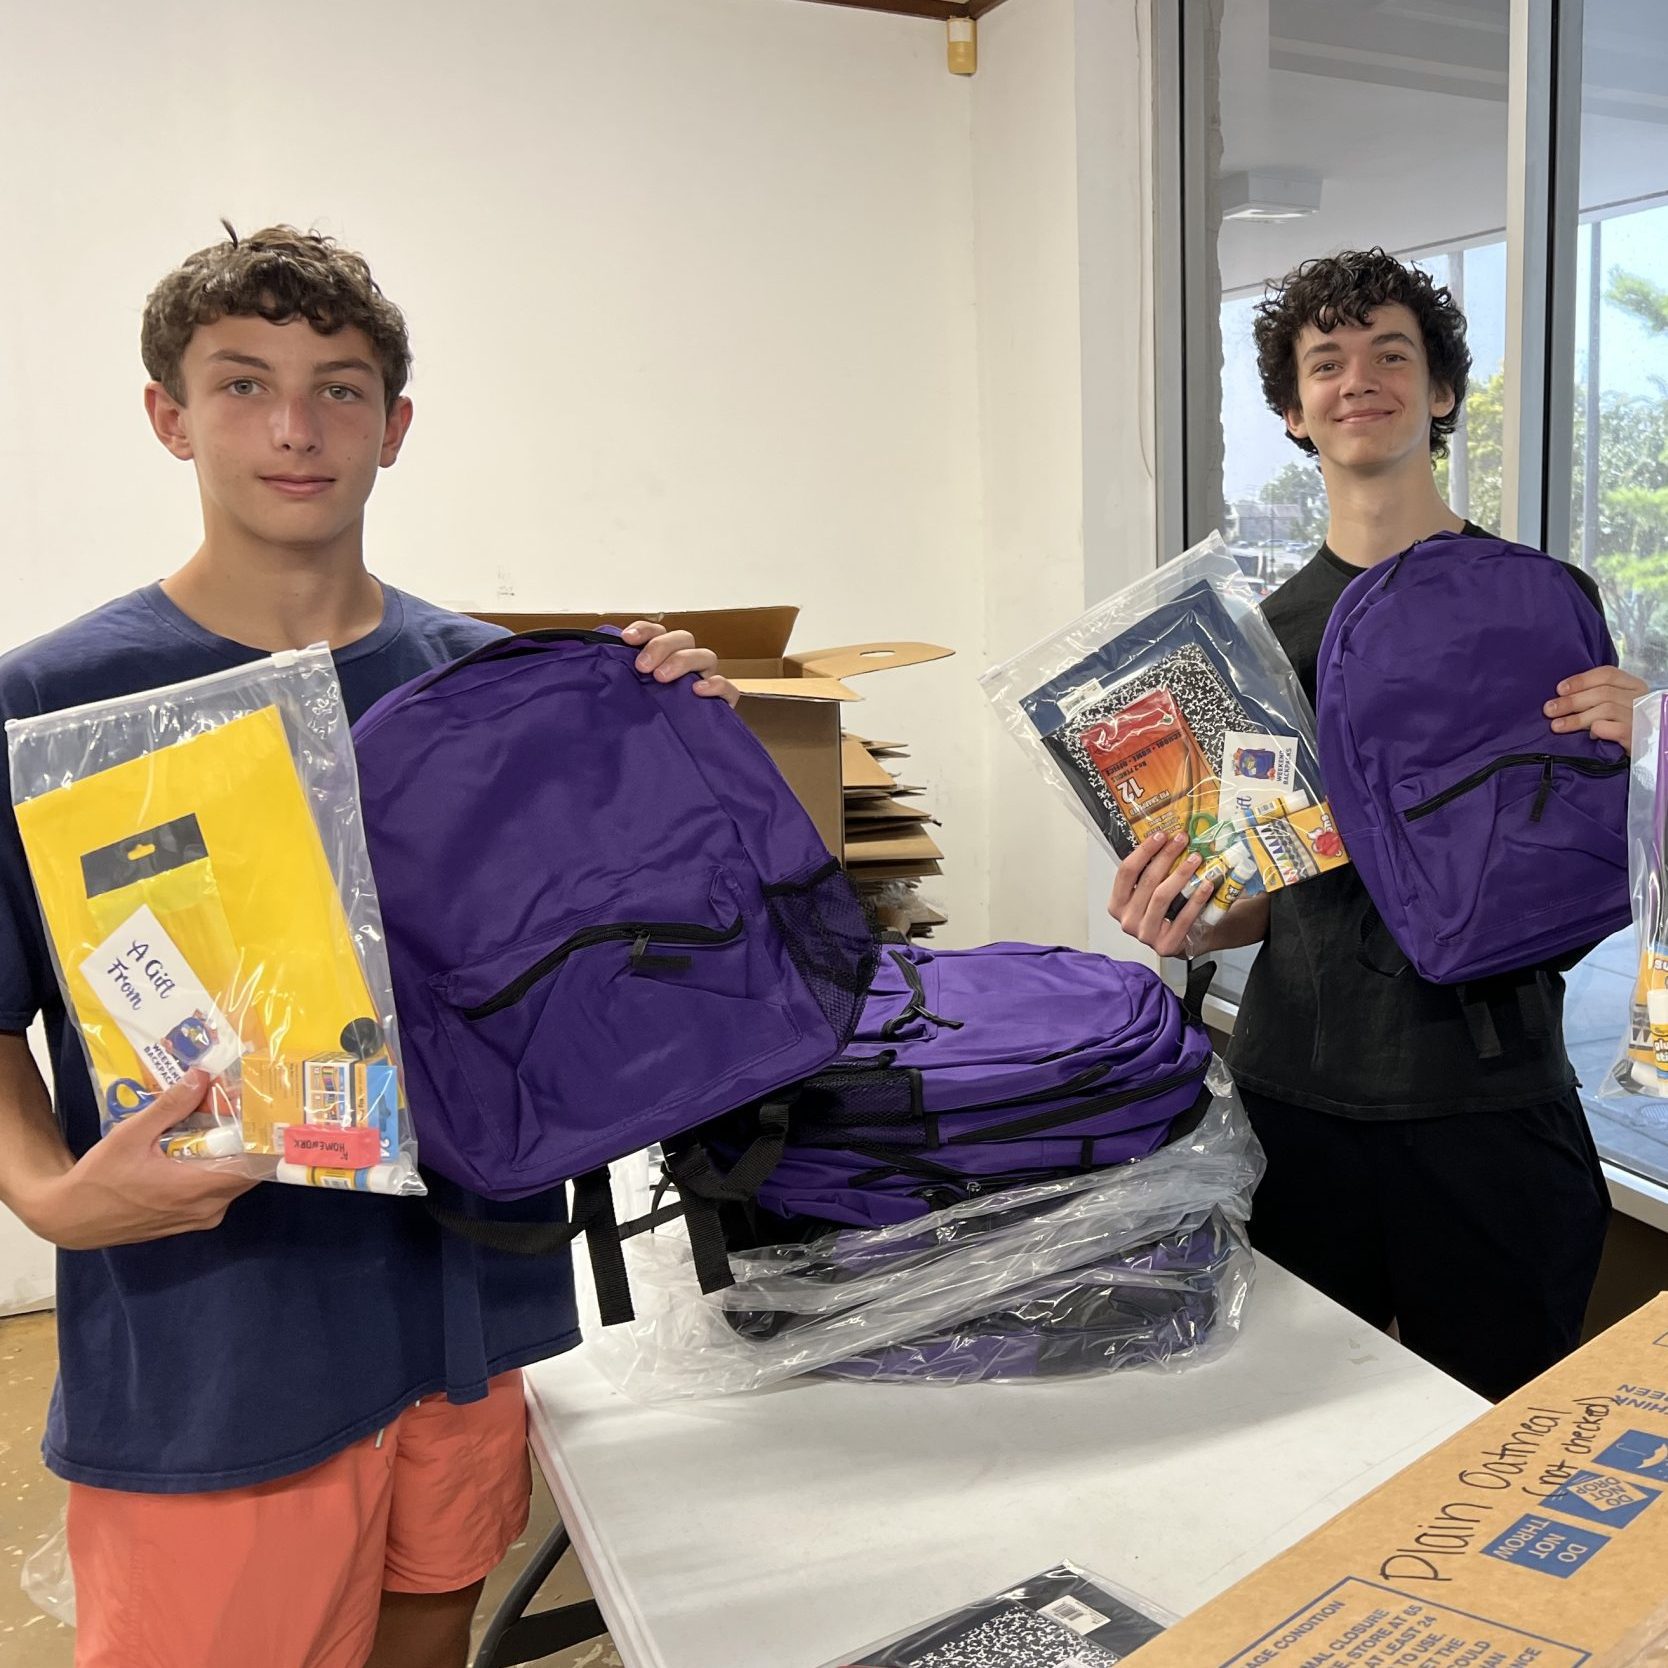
<box><xmin>0</xmin><ymin>225</ymin><xmax>738</xmax><ymax>1668</ymax></box>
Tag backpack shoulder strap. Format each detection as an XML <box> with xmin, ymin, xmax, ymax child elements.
<box><xmin>1182</xmin><ymin>958</ymin><xmax>1217</xmax><ymax>1026</ymax></box>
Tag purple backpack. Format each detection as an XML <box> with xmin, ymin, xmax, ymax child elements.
<box><xmin>1316</xmin><ymin>533</ymin><xmax>1630</xmax><ymax>986</ymax></box>
<box><xmin>729</xmin><ymin>1209</ymin><xmax>1238</xmax><ymax>1384</ymax></box>
<box><xmin>352</xmin><ymin>628</ymin><xmax>877</xmax><ymax>1319</ymax></box>
<box><xmin>706</xmin><ymin>943</ymin><xmax>1213</xmax><ymax>1229</ymax></box>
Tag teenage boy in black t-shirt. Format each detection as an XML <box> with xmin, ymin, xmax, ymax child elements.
<box><xmin>1109</xmin><ymin>249</ymin><xmax>1645</xmax><ymax>1400</ymax></box>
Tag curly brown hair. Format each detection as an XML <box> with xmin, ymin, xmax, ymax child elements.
<box><xmin>141</xmin><ymin>222</ymin><xmax>411</xmax><ymax>412</ymax></box>
<box><xmin>1252</xmin><ymin>248</ymin><xmax>1471</xmax><ymax>458</ymax></box>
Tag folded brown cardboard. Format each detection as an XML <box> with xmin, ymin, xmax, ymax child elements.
<box><xmin>844</xmin><ymin>797</ymin><xmax>935</xmax><ymax>824</ymax></box>
<box><xmin>1129</xmin><ymin>1293</ymin><xmax>1668</xmax><ymax>1667</ymax></box>
<box><xmin>841</xmin><ymin>733</ymin><xmax>897</xmax><ymax>793</ymax></box>
<box><xmin>845</xmin><ymin>860</ymin><xmax>941</xmax><ymax>882</ymax></box>
<box><xmin>470</xmin><ymin>607</ymin><xmax>949</xmax><ymax>855</ymax></box>
<box><xmin>845</xmin><ymin>825</ymin><xmax>944</xmax><ymax>866</ymax></box>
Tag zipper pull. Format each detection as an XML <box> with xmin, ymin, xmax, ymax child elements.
<box><xmin>629</xmin><ymin>933</ymin><xmax>693</xmax><ymax>975</ymax></box>
<box><xmin>917</xmin><ymin>1002</ymin><xmax>965</xmax><ymax>1031</ymax></box>
<box><xmin>1530</xmin><ymin>759</ymin><xmax>1554</xmax><ymax>824</ymax></box>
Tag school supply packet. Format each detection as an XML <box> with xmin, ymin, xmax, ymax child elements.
<box><xmin>817</xmin><ymin>1561</ymin><xmax>1173</xmax><ymax>1666</ymax></box>
<box><xmin>982</xmin><ymin>533</ymin><xmax>1347</xmax><ymax>933</ymax></box>
<box><xmin>6</xmin><ymin>646</ymin><xmax>422</xmax><ymax>1194</ymax></box>
<box><xmin>1605</xmin><ymin>689</ymin><xmax>1668</xmax><ymax>1103</ymax></box>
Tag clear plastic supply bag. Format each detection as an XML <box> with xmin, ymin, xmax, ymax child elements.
<box><xmin>1603</xmin><ymin>691</ymin><xmax>1668</xmax><ymax>1103</ymax></box>
<box><xmin>586</xmin><ymin>1088</ymin><xmax>1262</xmax><ymax>1400</ymax></box>
<box><xmin>20</xmin><ymin>1512</ymin><xmax>75</xmax><ymax>1627</ymax></box>
<box><xmin>982</xmin><ymin>533</ymin><xmax>1348</xmax><ymax>939</ymax></box>
<box><xmin>1594</xmin><ymin>1592</ymin><xmax>1668</xmax><ymax>1667</ymax></box>
<box><xmin>6</xmin><ymin>646</ymin><xmax>422</xmax><ymax>1194</ymax></box>
<box><xmin>816</xmin><ymin>1560</ymin><xmax>1174</xmax><ymax>1667</ymax></box>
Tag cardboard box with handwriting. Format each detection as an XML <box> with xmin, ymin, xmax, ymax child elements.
<box><xmin>1131</xmin><ymin>1294</ymin><xmax>1668</xmax><ymax>1668</ymax></box>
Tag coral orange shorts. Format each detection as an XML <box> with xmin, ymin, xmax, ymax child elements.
<box><xmin>66</xmin><ymin>1370</ymin><xmax>531</xmax><ymax>1668</ymax></box>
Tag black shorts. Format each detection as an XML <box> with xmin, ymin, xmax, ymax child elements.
<box><xmin>1239</xmin><ymin>1087</ymin><xmax>1611</xmax><ymax>1402</ymax></box>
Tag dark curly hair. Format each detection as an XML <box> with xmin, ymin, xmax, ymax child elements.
<box><xmin>141</xmin><ymin>222</ymin><xmax>411</xmax><ymax>413</ymax></box>
<box><xmin>1252</xmin><ymin>248</ymin><xmax>1471</xmax><ymax>458</ymax></box>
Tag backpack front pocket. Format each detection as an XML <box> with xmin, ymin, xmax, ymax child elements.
<box><xmin>1394</xmin><ymin>751</ymin><xmax>1627</xmax><ymax>955</ymax></box>
<box><xmin>429</xmin><ymin>869</ymin><xmax>804</xmax><ymax>1184</ymax></box>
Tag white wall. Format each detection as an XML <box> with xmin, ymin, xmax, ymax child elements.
<box><xmin>0</xmin><ymin>0</ymin><xmax>989</xmax><ymax>934</ymax></box>
<box><xmin>972</xmin><ymin>0</ymin><xmax>1158</xmax><ymax>951</ymax></box>
<box><xmin>972</xmin><ymin>0</ymin><xmax>1089</xmax><ymax>948</ymax></box>
<box><xmin>0</xmin><ymin>1030</ymin><xmax>57</xmax><ymax>1316</ymax></box>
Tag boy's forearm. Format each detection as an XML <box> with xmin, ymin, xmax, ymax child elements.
<box><xmin>0</xmin><ymin>1031</ymin><xmax>74</xmax><ymax>1231</ymax></box>
<box><xmin>1199</xmin><ymin>892</ymin><xmax>1271</xmax><ymax>952</ymax></box>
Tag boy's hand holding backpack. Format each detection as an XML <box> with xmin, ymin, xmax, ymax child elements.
<box><xmin>1544</xmin><ymin>665</ymin><xmax>1647</xmax><ymax>749</ymax></box>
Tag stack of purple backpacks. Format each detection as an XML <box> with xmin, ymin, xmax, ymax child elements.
<box><xmin>700</xmin><ymin>942</ymin><xmax>1245</xmax><ymax>1384</ymax></box>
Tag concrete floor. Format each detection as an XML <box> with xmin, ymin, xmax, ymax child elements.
<box><xmin>0</xmin><ymin>1312</ymin><xmax>620</xmax><ymax>1668</ymax></box>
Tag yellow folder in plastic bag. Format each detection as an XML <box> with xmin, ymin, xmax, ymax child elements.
<box><xmin>16</xmin><ymin>705</ymin><xmax>385</xmax><ymax>1155</ymax></box>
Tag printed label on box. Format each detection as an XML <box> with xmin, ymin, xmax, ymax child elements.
<box><xmin>1481</xmin><ymin>1512</ymin><xmax>1609</xmax><ymax>1578</ymax></box>
<box><xmin>1217</xmin><ymin>1578</ymin><xmax>1586</xmax><ymax>1668</ymax></box>
<box><xmin>81</xmin><ymin>904</ymin><xmax>243</xmax><ymax>1085</ymax></box>
<box><xmin>1595</xmin><ymin>1428</ymin><xmax>1668</xmax><ymax>1482</ymax></box>
<box><xmin>1538</xmin><ymin>1468</ymin><xmax>1660</xmax><ymax>1527</ymax></box>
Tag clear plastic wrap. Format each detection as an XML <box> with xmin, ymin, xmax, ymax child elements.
<box><xmin>20</xmin><ymin>1512</ymin><xmax>74</xmax><ymax>1626</ymax></box>
<box><xmin>1595</xmin><ymin>1594</ymin><xmax>1668</xmax><ymax>1667</ymax></box>
<box><xmin>981</xmin><ymin>533</ymin><xmax>1348</xmax><ymax>935</ymax></box>
<box><xmin>586</xmin><ymin>1088</ymin><xmax>1262</xmax><ymax>1400</ymax></box>
<box><xmin>5</xmin><ymin>646</ymin><xmax>422</xmax><ymax>1194</ymax></box>
<box><xmin>1604</xmin><ymin>690</ymin><xmax>1668</xmax><ymax>1102</ymax></box>
<box><xmin>817</xmin><ymin>1561</ymin><xmax>1174</xmax><ymax>1667</ymax></box>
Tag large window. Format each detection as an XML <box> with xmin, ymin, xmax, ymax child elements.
<box><xmin>1160</xmin><ymin>0</ymin><xmax>1668</xmax><ymax>1198</ymax></box>
<box><xmin>1213</xmin><ymin>1</ymin><xmax>1510</xmax><ymax>591</ymax></box>
<box><xmin>1184</xmin><ymin>1</ymin><xmax>1511</xmax><ymax>1001</ymax></box>
<box><xmin>1559</xmin><ymin>0</ymin><xmax>1668</xmax><ymax>1193</ymax></box>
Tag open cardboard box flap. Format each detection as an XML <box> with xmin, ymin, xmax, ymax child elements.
<box><xmin>470</xmin><ymin>608</ymin><xmax>951</xmax><ymax>703</ymax></box>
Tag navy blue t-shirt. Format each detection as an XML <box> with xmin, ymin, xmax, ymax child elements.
<box><xmin>0</xmin><ymin>582</ymin><xmax>579</xmax><ymax>1492</ymax></box>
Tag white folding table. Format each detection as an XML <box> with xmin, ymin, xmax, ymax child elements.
<box><xmin>486</xmin><ymin>1258</ymin><xmax>1485</xmax><ymax>1668</ymax></box>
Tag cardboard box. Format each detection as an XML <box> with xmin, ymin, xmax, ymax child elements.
<box><xmin>470</xmin><ymin>608</ymin><xmax>949</xmax><ymax>856</ymax></box>
<box><xmin>1129</xmin><ymin>1293</ymin><xmax>1668</xmax><ymax>1668</ymax></box>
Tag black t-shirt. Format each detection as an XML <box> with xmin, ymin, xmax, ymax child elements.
<box><xmin>1225</xmin><ymin>525</ymin><xmax>1607</xmax><ymax>1119</ymax></box>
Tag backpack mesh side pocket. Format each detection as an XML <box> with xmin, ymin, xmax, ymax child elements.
<box><xmin>762</xmin><ymin>857</ymin><xmax>879</xmax><ymax>1046</ymax></box>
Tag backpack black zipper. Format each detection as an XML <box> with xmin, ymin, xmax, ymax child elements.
<box><xmin>879</xmin><ymin>950</ymin><xmax>965</xmax><ymax>1039</ymax></box>
<box><xmin>944</xmin><ymin>1062</ymin><xmax>1208</xmax><ymax>1144</ymax></box>
<box><xmin>460</xmin><ymin>914</ymin><xmax>744</xmax><ymax>1019</ymax></box>
<box><xmin>964</xmin><ymin>1060</ymin><xmax>1112</xmax><ymax>1111</ymax></box>
<box><xmin>789</xmin><ymin>1060</ymin><xmax>1115</xmax><ymax>1150</ymax></box>
<box><xmin>1403</xmin><ymin>752</ymin><xmax>1626</xmax><ymax>825</ymax></box>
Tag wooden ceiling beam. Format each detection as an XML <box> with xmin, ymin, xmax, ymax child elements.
<box><xmin>787</xmin><ymin>0</ymin><xmax>1012</xmax><ymax>21</ymax></box>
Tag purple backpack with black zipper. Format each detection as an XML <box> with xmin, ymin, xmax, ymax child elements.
<box><xmin>705</xmin><ymin>942</ymin><xmax>1214</xmax><ymax>1229</ymax></box>
<box><xmin>1315</xmin><ymin>531</ymin><xmax>1630</xmax><ymax>988</ymax></box>
<box><xmin>731</xmin><ymin>1209</ymin><xmax>1240</xmax><ymax>1385</ymax></box>
<box><xmin>351</xmin><ymin>628</ymin><xmax>878</xmax><ymax>1321</ymax></box>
